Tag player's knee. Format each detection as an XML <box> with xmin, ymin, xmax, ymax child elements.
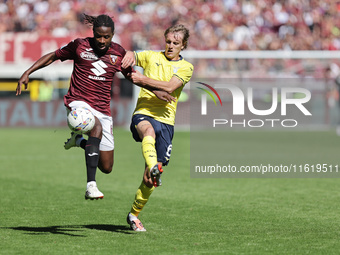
<box><xmin>102</xmin><ymin>168</ymin><xmax>112</xmax><ymax>174</ymax></box>
<box><xmin>143</xmin><ymin>127</ymin><xmax>155</xmax><ymax>139</ymax></box>
<box><xmin>98</xmin><ymin>161</ymin><xmax>113</xmax><ymax>174</ymax></box>
<box><xmin>100</xmin><ymin>165</ymin><xmax>113</xmax><ymax>174</ymax></box>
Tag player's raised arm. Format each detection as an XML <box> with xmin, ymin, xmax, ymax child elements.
<box><xmin>16</xmin><ymin>52</ymin><xmax>57</xmax><ymax>96</ymax></box>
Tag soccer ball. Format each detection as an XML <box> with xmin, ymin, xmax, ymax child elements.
<box><xmin>67</xmin><ymin>107</ymin><xmax>95</xmax><ymax>134</ymax></box>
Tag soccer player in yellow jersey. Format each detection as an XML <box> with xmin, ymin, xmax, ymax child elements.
<box><xmin>121</xmin><ymin>24</ymin><xmax>193</xmax><ymax>231</ymax></box>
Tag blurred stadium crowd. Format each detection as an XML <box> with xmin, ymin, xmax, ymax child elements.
<box><xmin>1</xmin><ymin>0</ymin><xmax>340</xmax><ymax>126</ymax></box>
<box><xmin>1</xmin><ymin>0</ymin><xmax>340</xmax><ymax>51</ymax></box>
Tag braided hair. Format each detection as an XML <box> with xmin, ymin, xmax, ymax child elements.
<box><xmin>83</xmin><ymin>14</ymin><xmax>115</xmax><ymax>33</ymax></box>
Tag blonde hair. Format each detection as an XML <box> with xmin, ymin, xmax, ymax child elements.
<box><xmin>164</xmin><ymin>24</ymin><xmax>190</xmax><ymax>49</ymax></box>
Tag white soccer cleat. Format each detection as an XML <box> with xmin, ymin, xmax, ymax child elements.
<box><xmin>85</xmin><ymin>182</ymin><xmax>104</xmax><ymax>200</ymax></box>
<box><xmin>127</xmin><ymin>213</ymin><xmax>146</xmax><ymax>232</ymax></box>
<box><xmin>150</xmin><ymin>163</ymin><xmax>163</xmax><ymax>187</ymax></box>
<box><xmin>64</xmin><ymin>132</ymin><xmax>83</xmax><ymax>150</ymax></box>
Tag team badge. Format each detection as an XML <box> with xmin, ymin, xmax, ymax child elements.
<box><xmin>110</xmin><ymin>55</ymin><xmax>118</xmax><ymax>65</ymax></box>
<box><xmin>172</xmin><ymin>66</ymin><xmax>181</xmax><ymax>73</ymax></box>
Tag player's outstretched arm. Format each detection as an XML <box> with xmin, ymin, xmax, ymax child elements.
<box><xmin>16</xmin><ymin>52</ymin><xmax>57</xmax><ymax>96</ymax></box>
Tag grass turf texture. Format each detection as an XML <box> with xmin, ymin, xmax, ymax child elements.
<box><xmin>1</xmin><ymin>128</ymin><xmax>340</xmax><ymax>254</ymax></box>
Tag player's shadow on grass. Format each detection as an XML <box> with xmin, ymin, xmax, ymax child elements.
<box><xmin>7</xmin><ymin>226</ymin><xmax>85</xmax><ymax>237</ymax></box>
<box><xmin>6</xmin><ymin>224</ymin><xmax>133</xmax><ymax>236</ymax></box>
<box><xmin>82</xmin><ymin>224</ymin><xmax>133</xmax><ymax>234</ymax></box>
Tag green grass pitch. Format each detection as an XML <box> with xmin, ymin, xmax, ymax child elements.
<box><xmin>1</xmin><ymin>128</ymin><xmax>340</xmax><ymax>254</ymax></box>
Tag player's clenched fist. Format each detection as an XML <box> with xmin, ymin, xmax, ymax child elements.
<box><xmin>129</xmin><ymin>70</ymin><xmax>145</xmax><ymax>84</ymax></box>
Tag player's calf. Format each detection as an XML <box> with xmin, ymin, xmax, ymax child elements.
<box><xmin>97</xmin><ymin>151</ymin><xmax>114</xmax><ymax>174</ymax></box>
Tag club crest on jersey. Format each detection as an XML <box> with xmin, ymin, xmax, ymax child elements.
<box><xmin>172</xmin><ymin>66</ymin><xmax>181</xmax><ymax>73</ymax></box>
<box><xmin>80</xmin><ymin>51</ymin><xmax>98</xmax><ymax>61</ymax></box>
<box><xmin>110</xmin><ymin>55</ymin><xmax>118</xmax><ymax>65</ymax></box>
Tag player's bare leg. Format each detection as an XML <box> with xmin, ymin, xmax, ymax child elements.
<box><xmin>65</xmin><ymin>117</ymin><xmax>111</xmax><ymax>200</ymax></box>
<box><xmin>98</xmin><ymin>150</ymin><xmax>114</xmax><ymax>174</ymax></box>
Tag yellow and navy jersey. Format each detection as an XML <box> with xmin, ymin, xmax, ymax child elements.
<box><xmin>133</xmin><ymin>50</ymin><xmax>194</xmax><ymax>126</ymax></box>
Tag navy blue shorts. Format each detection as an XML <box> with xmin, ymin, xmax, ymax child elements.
<box><xmin>130</xmin><ymin>114</ymin><xmax>174</xmax><ymax>166</ymax></box>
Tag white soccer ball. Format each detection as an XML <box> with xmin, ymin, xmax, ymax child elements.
<box><xmin>67</xmin><ymin>107</ymin><xmax>95</xmax><ymax>134</ymax></box>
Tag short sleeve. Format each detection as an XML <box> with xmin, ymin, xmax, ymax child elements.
<box><xmin>135</xmin><ymin>50</ymin><xmax>152</xmax><ymax>69</ymax></box>
<box><xmin>55</xmin><ymin>39</ymin><xmax>78</xmax><ymax>61</ymax></box>
<box><xmin>174</xmin><ymin>63</ymin><xmax>194</xmax><ymax>86</ymax></box>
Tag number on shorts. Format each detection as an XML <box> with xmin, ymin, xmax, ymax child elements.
<box><xmin>166</xmin><ymin>144</ymin><xmax>172</xmax><ymax>157</ymax></box>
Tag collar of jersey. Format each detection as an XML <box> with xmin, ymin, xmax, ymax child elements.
<box><xmin>162</xmin><ymin>51</ymin><xmax>183</xmax><ymax>61</ymax></box>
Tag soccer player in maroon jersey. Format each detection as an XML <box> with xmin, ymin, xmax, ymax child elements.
<box><xmin>16</xmin><ymin>14</ymin><xmax>173</xmax><ymax>200</ymax></box>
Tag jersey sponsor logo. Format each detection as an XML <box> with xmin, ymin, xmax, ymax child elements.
<box><xmin>155</xmin><ymin>62</ymin><xmax>162</xmax><ymax>66</ymax></box>
<box><xmin>110</xmin><ymin>55</ymin><xmax>118</xmax><ymax>65</ymax></box>
<box><xmin>90</xmin><ymin>60</ymin><xmax>108</xmax><ymax>76</ymax></box>
<box><xmin>88</xmin><ymin>75</ymin><xmax>106</xmax><ymax>80</ymax></box>
<box><xmin>80</xmin><ymin>51</ymin><xmax>98</xmax><ymax>61</ymax></box>
<box><xmin>85</xmin><ymin>48</ymin><xmax>93</xmax><ymax>51</ymax></box>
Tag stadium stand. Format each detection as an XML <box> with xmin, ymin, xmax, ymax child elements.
<box><xmin>1</xmin><ymin>0</ymin><xmax>340</xmax><ymax>51</ymax></box>
<box><xmin>1</xmin><ymin>0</ymin><xmax>340</xmax><ymax>128</ymax></box>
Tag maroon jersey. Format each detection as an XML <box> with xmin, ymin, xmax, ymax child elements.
<box><xmin>55</xmin><ymin>37</ymin><xmax>127</xmax><ymax>116</ymax></box>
